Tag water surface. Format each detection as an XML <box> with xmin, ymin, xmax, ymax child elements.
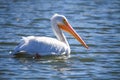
<box><xmin>0</xmin><ymin>0</ymin><xmax>120</xmax><ymax>80</ymax></box>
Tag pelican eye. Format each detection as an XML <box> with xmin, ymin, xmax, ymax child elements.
<box><xmin>63</xmin><ymin>18</ymin><xmax>67</xmax><ymax>24</ymax></box>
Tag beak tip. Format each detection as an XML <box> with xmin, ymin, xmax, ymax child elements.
<box><xmin>86</xmin><ymin>47</ymin><xmax>89</xmax><ymax>49</ymax></box>
<box><xmin>85</xmin><ymin>45</ymin><xmax>89</xmax><ymax>49</ymax></box>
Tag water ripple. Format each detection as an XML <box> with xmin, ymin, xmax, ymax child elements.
<box><xmin>0</xmin><ymin>0</ymin><xmax>120</xmax><ymax>80</ymax></box>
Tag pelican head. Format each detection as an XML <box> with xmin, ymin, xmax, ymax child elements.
<box><xmin>51</xmin><ymin>14</ymin><xmax>88</xmax><ymax>49</ymax></box>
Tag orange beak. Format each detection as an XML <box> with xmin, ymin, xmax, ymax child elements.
<box><xmin>58</xmin><ymin>19</ymin><xmax>88</xmax><ymax>49</ymax></box>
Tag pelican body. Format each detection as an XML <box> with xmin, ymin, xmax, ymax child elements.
<box><xmin>13</xmin><ymin>14</ymin><xmax>88</xmax><ymax>57</ymax></box>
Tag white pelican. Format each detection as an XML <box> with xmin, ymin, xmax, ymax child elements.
<box><xmin>13</xmin><ymin>14</ymin><xmax>88</xmax><ymax>57</ymax></box>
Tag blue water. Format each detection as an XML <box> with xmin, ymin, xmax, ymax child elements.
<box><xmin>0</xmin><ymin>0</ymin><xmax>120</xmax><ymax>80</ymax></box>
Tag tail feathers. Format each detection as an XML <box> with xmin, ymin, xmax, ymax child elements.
<box><xmin>22</xmin><ymin>36</ymin><xmax>35</xmax><ymax>43</ymax></box>
<box><xmin>22</xmin><ymin>37</ymin><xmax>28</xmax><ymax>43</ymax></box>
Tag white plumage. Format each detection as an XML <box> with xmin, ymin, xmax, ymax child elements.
<box><xmin>14</xmin><ymin>36</ymin><xmax>70</xmax><ymax>56</ymax></box>
<box><xmin>13</xmin><ymin>14</ymin><xmax>88</xmax><ymax>57</ymax></box>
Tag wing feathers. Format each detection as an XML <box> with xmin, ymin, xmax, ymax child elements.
<box><xmin>14</xmin><ymin>36</ymin><xmax>69</xmax><ymax>56</ymax></box>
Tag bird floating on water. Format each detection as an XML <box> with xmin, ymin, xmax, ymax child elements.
<box><xmin>13</xmin><ymin>14</ymin><xmax>88</xmax><ymax>58</ymax></box>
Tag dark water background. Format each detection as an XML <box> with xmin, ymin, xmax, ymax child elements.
<box><xmin>0</xmin><ymin>0</ymin><xmax>120</xmax><ymax>80</ymax></box>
